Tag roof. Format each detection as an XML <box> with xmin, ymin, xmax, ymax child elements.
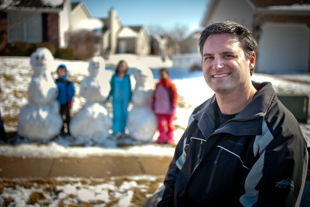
<box><xmin>128</xmin><ymin>26</ymin><xmax>143</xmax><ymax>33</ymax></box>
<box><xmin>118</xmin><ymin>27</ymin><xmax>138</xmax><ymax>38</ymax></box>
<box><xmin>251</xmin><ymin>0</ymin><xmax>310</xmax><ymax>7</ymax></box>
<box><xmin>200</xmin><ymin>0</ymin><xmax>310</xmax><ymax>27</ymax></box>
<box><xmin>71</xmin><ymin>2</ymin><xmax>80</xmax><ymax>10</ymax></box>
<box><xmin>0</xmin><ymin>0</ymin><xmax>64</xmax><ymax>10</ymax></box>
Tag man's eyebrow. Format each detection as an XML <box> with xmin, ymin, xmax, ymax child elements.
<box><xmin>203</xmin><ymin>53</ymin><xmax>213</xmax><ymax>57</ymax></box>
<box><xmin>221</xmin><ymin>51</ymin><xmax>236</xmax><ymax>55</ymax></box>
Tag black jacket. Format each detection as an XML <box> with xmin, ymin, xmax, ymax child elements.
<box><xmin>158</xmin><ymin>82</ymin><xmax>308</xmax><ymax>207</ymax></box>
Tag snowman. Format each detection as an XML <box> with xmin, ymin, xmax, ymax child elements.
<box><xmin>70</xmin><ymin>56</ymin><xmax>112</xmax><ymax>139</ymax></box>
<box><xmin>17</xmin><ymin>47</ymin><xmax>62</xmax><ymax>140</ymax></box>
<box><xmin>127</xmin><ymin>65</ymin><xmax>157</xmax><ymax>142</ymax></box>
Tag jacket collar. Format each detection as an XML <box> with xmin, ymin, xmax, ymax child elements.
<box><xmin>193</xmin><ymin>82</ymin><xmax>275</xmax><ymax>138</ymax></box>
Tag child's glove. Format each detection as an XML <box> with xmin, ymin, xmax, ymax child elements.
<box><xmin>151</xmin><ymin>100</ymin><xmax>155</xmax><ymax>112</ymax></box>
<box><xmin>171</xmin><ymin>104</ymin><xmax>177</xmax><ymax>116</ymax></box>
<box><xmin>68</xmin><ymin>99</ymin><xmax>72</xmax><ymax>109</ymax></box>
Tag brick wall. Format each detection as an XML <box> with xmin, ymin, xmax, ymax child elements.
<box><xmin>0</xmin><ymin>12</ymin><xmax>8</xmax><ymax>55</ymax></box>
<box><xmin>47</xmin><ymin>13</ymin><xmax>59</xmax><ymax>48</ymax></box>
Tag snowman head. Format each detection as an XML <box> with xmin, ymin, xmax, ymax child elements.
<box><xmin>88</xmin><ymin>56</ymin><xmax>105</xmax><ymax>77</ymax></box>
<box><xmin>134</xmin><ymin>65</ymin><xmax>153</xmax><ymax>87</ymax></box>
<box><xmin>30</xmin><ymin>47</ymin><xmax>54</xmax><ymax>74</ymax></box>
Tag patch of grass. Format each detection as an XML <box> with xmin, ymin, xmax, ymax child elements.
<box><xmin>13</xmin><ymin>90</ymin><xmax>28</xmax><ymax>99</ymax></box>
<box><xmin>1</xmin><ymin>73</ymin><xmax>15</xmax><ymax>82</ymax></box>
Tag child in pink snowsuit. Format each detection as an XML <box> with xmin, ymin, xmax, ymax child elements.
<box><xmin>152</xmin><ymin>68</ymin><xmax>178</xmax><ymax>144</ymax></box>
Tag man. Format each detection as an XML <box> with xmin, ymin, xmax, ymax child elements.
<box><xmin>157</xmin><ymin>21</ymin><xmax>308</xmax><ymax>207</ymax></box>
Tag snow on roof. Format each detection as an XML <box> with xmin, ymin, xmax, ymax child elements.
<box><xmin>118</xmin><ymin>27</ymin><xmax>138</xmax><ymax>38</ymax></box>
<box><xmin>0</xmin><ymin>0</ymin><xmax>64</xmax><ymax>10</ymax></box>
<box><xmin>76</xmin><ymin>18</ymin><xmax>104</xmax><ymax>31</ymax></box>
<box><xmin>41</xmin><ymin>0</ymin><xmax>63</xmax><ymax>7</ymax></box>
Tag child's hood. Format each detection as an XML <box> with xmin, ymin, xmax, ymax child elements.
<box><xmin>56</xmin><ymin>64</ymin><xmax>68</xmax><ymax>80</ymax></box>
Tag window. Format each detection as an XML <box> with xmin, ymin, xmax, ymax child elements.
<box><xmin>8</xmin><ymin>12</ymin><xmax>42</xmax><ymax>43</ymax></box>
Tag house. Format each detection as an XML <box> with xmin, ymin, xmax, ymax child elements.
<box><xmin>0</xmin><ymin>0</ymin><xmax>72</xmax><ymax>53</ymax></box>
<box><xmin>117</xmin><ymin>26</ymin><xmax>149</xmax><ymax>55</ymax></box>
<box><xmin>70</xmin><ymin>1</ymin><xmax>91</xmax><ymax>30</ymax></box>
<box><xmin>0</xmin><ymin>1</ymin><xmax>150</xmax><ymax>57</ymax></box>
<box><xmin>100</xmin><ymin>9</ymin><xmax>123</xmax><ymax>56</ymax></box>
<box><xmin>200</xmin><ymin>0</ymin><xmax>310</xmax><ymax>73</ymax></box>
<box><xmin>100</xmin><ymin>9</ymin><xmax>150</xmax><ymax>56</ymax></box>
<box><xmin>181</xmin><ymin>30</ymin><xmax>202</xmax><ymax>54</ymax></box>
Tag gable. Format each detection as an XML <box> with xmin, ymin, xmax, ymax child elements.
<box><xmin>118</xmin><ymin>27</ymin><xmax>138</xmax><ymax>38</ymax></box>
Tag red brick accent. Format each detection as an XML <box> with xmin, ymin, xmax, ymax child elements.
<box><xmin>47</xmin><ymin>13</ymin><xmax>59</xmax><ymax>48</ymax></box>
<box><xmin>0</xmin><ymin>12</ymin><xmax>9</xmax><ymax>55</ymax></box>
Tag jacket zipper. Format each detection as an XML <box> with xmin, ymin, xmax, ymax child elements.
<box><xmin>190</xmin><ymin>137</ymin><xmax>206</xmax><ymax>169</ymax></box>
<box><xmin>206</xmin><ymin>148</ymin><xmax>223</xmax><ymax>193</ymax></box>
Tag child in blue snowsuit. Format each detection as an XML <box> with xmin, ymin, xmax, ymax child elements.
<box><xmin>107</xmin><ymin>60</ymin><xmax>132</xmax><ymax>136</ymax></box>
<box><xmin>55</xmin><ymin>64</ymin><xmax>75</xmax><ymax>136</ymax></box>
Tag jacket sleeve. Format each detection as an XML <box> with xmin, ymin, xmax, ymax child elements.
<box><xmin>170</xmin><ymin>82</ymin><xmax>178</xmax><ymax>106</ymax></box>
<box><xmin>128</xmin><ymin>75</ymin><xmax>132</xmax><ymax>101</ymax></box>
<box><xmin>256</xmin><ymin>131</ymin><xmax>308</xmax><ymax>206</ymax></box>
<box><xmin>107</xmin><ymin>75</ymin><xmax>114</xmax><ymax>100</ymax></box>
<box><xmin>67</xmin><ymin>82</ymin><xmax>75</xmax><ymax>100</ymax></box>
<box><xmin>240</xmin><ymin>106</ymin><xmax>308</xmax><ymax>207</ymax></box>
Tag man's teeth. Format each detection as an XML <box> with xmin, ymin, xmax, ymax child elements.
<box><xmin>213</xmin><ymin>74</ymin><xmax>229</xmax><ymax>78</ymax></box>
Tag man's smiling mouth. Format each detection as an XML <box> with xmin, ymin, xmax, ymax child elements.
<box><xmin>212</xmin><ymin>73</ymin><xmax>230</xmax><ymax>78</ymax></box>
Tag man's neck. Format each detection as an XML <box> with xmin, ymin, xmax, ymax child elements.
<box><xmin>216</xmin><ymin>84</ymin><xmax>257</xmax><ymax>115</ymax></box>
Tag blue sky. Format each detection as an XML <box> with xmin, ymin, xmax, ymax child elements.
<box><xmin>71</xmin><ymin>0</ymin><xmax>209</xmax><ymax>32</ymax></box>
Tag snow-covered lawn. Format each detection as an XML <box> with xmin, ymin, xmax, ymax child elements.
<box><xmin>0</xmin><ymin>175</ymin><xmax>164</xmax><ymax>207</ymax></box>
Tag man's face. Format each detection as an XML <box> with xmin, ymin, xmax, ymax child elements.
<box><xmin>58</xmin><ymin>67</ymin><xmax>66</xmax><ymax>78</ymax></box>
<box><xmin>202</xmin><ymin>33</ymin><xmax>255</xmax><ymax>95</ymax></box>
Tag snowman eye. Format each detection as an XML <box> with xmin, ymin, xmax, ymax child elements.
<box><xmin>36</xmin><ymin>56</ymin><xmax>39</xmax><ymax>60</ymax></box>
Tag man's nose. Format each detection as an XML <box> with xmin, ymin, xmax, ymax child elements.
<box><xmin>213</xmin><ymin>57</ymin><xmax>224</xmax><ymax>71</ymax></box>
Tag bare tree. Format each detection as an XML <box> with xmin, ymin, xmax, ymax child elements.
<box><xmin>66</xmin><ymin>30</ymin><xmax>98</xmax><ymax>60</ymax></box>
<box><xmin>166</xmin><ymin>24</ymin><xmax>189</xmax><ymax>55</ymax></box>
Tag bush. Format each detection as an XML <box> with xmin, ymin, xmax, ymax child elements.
<box><xmin>55</xmin><ymin>48</ymin><xmax>75</xmax><ymax>60</ymax></box>
<box><xmin>34</xmin><ymin>42</ymin><xmax>56</xmax><ymax>55</ymax></box>
<box><xmin>8</xmin><ymin>42</ymin><xmax>33</xmax><ymax>56</ymax></box>
<box><xmin>8</xmin><ymin>41</ymin><xmax>56</xmax><ymax>57</ymax></box>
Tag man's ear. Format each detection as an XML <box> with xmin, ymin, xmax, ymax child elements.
<box><xmin>249</xmin><ymin>52</ymin><xmax>256</xmax><ymax>70</ymax></box>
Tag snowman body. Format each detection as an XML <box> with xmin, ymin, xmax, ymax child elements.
<box><xmin>70</xmin><ymin>56</ymin><xmax>112</xmax><ymax>139</ymax></box>
<box><xmin>18</xmin><ymin>48</ymin><xmax>62</xmax><ymax>140</ymax></box>
<box><xmin>127</xmin><ymin>67</ymin><xmax>157</xmax><ymax>142</ymax></box>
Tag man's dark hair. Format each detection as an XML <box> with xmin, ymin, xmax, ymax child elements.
<box><xmin>199</xmin><ymin>21</ymin><xmax>258</xmax><ymax>74</ymax></box>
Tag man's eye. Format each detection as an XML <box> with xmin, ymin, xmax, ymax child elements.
<box><xmin>204</xmin><ymin>57</ymin><xmax>213</xmax><ymax>61</ymax></box>
<box><xmin>224</xmin><ymin>55</ymin><xmax>234</xmax><ymax>59</ymax></box>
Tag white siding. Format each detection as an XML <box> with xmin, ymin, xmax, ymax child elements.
<box><xmin>257</xmin><ymin>23</ymin><xmax>309</xmax><ymax>73</ymax></box>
